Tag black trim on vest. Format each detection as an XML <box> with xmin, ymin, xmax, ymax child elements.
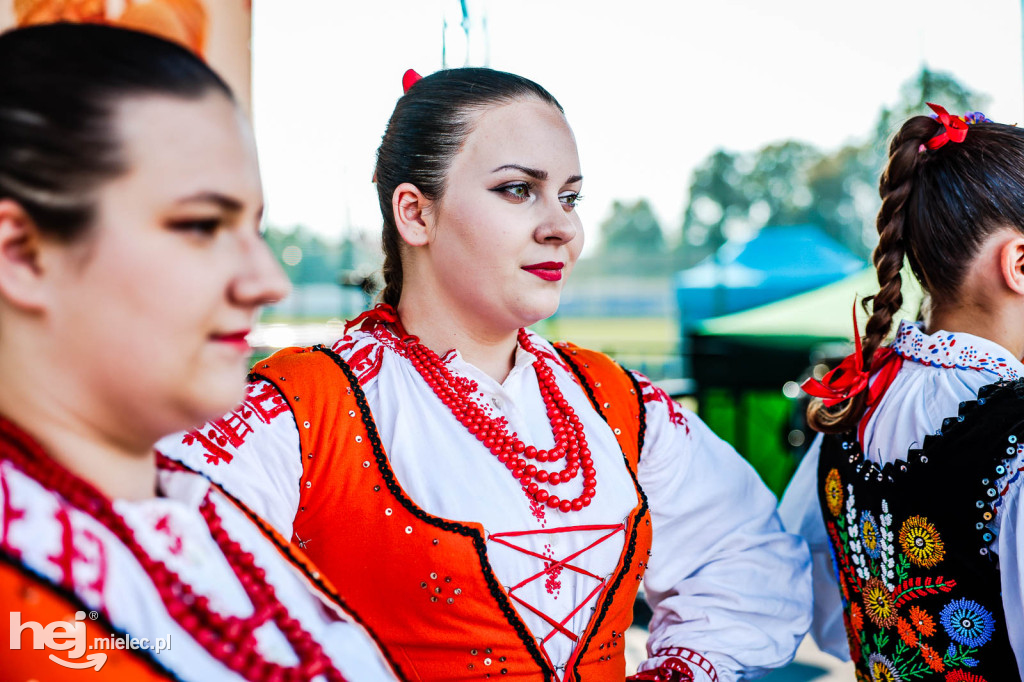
<box><xmin>309</xmin><ymin>344</ymin><xmax>555</xmax><ymax>680</ymax></box>
<box><xmin>0</xmin><ymin>549</ymin><xmax>182</xmax><ymax>681</ymax></box>
<box><xmin>553</xmin><ymin>346</ymin><xmax>652</xmax><ymax>682</ymax></box>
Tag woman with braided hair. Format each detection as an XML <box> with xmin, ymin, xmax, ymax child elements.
<box><xmin>780</xmin><ymin>105</ymin><xmax>1024</xmax><ymax>679</ymax></box>
<box><xmin>162</xmin><ymin>67</ymin><xmax>812</xmax><ymax>681</ymax></box>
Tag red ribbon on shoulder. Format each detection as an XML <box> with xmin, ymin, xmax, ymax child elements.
<box><xmin>345</xmin><ymin>303</ymin><xmax>416</xmax><ymax>341</ymax></box>
<box><xmin>801</xmin><ymin>303</ymin><xmax>901</xmax><ymax>409</ymax></box>
<box><xmin>924</xmin><ymin>102</ymin><xmax>969</xmax><ymax>150</ymax></box>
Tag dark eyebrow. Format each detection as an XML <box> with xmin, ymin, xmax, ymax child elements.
<box><xmin>173</xmin><ymin>192</ymin><xmax>244</xmax><ymax>212</ymax></box>
<box><xmin>492</xmin><ymin>164</ymin><xmax>547</xmax><ymax>180</ymax></box>
<box><xmin>565</xmin><ymin>174</ymin><xmax>584</xmax><ymax>184</ymax></box>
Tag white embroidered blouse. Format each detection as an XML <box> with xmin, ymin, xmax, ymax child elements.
<box><xmin>159</xmin><ymin>328</ymin><xmax>813</xmax><ymax>682</ymax></box>
<box><xmin>779</xmin><ymin>320</ymin><xmax>1024</xmax><ymax>677</ymax></box>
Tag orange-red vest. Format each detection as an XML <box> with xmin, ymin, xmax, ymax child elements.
<box><xmin>251</xmin><ymin>341</ymin><xmax>653</xmax><ymax>681</ymax></box>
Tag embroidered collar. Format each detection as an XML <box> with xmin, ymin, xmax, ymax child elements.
<box><xmin>891</xmin><ymin>320</ymin><xmax>1023</xmax><ymax>380</ymax></box>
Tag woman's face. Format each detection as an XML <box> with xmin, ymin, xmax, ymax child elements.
<box><xmin>44</xmin><ymin>93</ymin><xmax>289</xmax><ymax>440</ymax></box>
<box><xmin>421</xmin><ymin>97</ymin><xmax>583</xmax><ymax>333</ymax></box>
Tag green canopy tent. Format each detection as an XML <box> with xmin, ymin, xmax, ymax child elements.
<box><xmin>687</xmin><ymin>267</ymin><xmax>923</xmax><ymax>494</ymax></box>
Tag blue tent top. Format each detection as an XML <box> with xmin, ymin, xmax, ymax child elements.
<box><xmin>675</xmin><ymin>224</ymin><xmax>864</xmax><ymax>323</ymax></box>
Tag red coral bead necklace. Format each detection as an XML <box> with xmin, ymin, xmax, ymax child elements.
<box><xmin>394</xmin><ymin>326</ymin><xmax>597</xmax><ymax>513</ymax></box>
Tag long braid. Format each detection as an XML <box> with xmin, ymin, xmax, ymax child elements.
<box><xmin>807</xmin><ymin>117</ymin><xmax>938</xmax><ymax>433</ymax></box>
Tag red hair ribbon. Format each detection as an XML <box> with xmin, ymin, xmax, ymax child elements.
<box><xmin>345</xmin><ymin>303</ymin><xmax>416</xmax><ymax>341</ymax></box>
<box><xmin>801</xmin><ymin>303</ymin><xmax>900</xmax><ymax>409</ymax></box>
<box><xmin>402</xmin><ymin>69</ymin><xmax>423</xmax><ymax>94</ymax></box>
<box><xmin>924</xmin><ymin>102</ymin><xmax>969</xmax><ymax>150</ymax></box>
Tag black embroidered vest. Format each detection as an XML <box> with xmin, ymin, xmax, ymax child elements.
<box><xmin>818</xmin><ymin>380</ymin><xmax>1024</xmax><ymax>681</ymax></box>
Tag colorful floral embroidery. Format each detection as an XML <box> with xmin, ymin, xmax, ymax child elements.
<box><xmin>909</xmin><ymin>605</ymin><xmax>936</xmax><ymax>637</ymax></box>
<box><xmin>920</xmin><ymin>642</ymin><xmax>945</xmax><ymax>672</ymax></box>
<box><xmin>822</xmin><ymin>449</ymin><xmax>1010</xmax><ymax>680</ymax></box>
<box><xmin>940</xmin><ymin>599</ymin><xmax>995</xmax><ymax>648</ymax></box>
<box><xmin>868</xmin><ymin>653</ymin><xmax>901</xmax><ymax>681</ymax></box>
<box><xmin>825</xmin><ymin>468</ymin><xmax>844</xmax><ymax>516</ymax></box>
<box><xmin>899</xmin><ymin>515</ymin><xmax>946</xmax><ymax>568</ymax></box>
<box><xmin>864</xmin><ymin>577</ymin><xmax>898</xmax><ymax>628</ymax></box>
<box><xmin>944</xmin><ymin>671</ymin><xmax>987</xmax><ymax>682</ymax></box>
<box><xmin>896</xmin><ymin>617</ymin><xmax>917</xmax><ymax>646</ymax></box>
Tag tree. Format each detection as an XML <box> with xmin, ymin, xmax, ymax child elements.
<box><xmin>600</xmin><ymin>199</ymin><xmax>666</xmax><ymax>255</ymax></box>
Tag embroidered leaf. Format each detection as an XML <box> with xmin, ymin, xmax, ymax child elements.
<box><xmin>892</xmin><ymin>576</ymin><xmax>958</xmax><ymax>607</ymax></box>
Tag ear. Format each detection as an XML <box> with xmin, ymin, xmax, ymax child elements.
<box><xmin>392</xmin><ymin>183</ymin><xmax>432</xmax><ymax>247</ymax></box>
<box><xmin>0</xmin><ymin>199</ymin><xmax>49</xmax><ymax>311</ymax></box>
<box><xmin>999</xmin><ymin>235</ymin><xmax>1024</xmax><ymax>296</ymax></box>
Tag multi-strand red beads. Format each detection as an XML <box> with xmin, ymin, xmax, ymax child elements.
<box><xmin>401</xmin><ymin>328</ymin><xmax>597</xmax><ymax>513</ymax></box>
<box><xmin>0</xmin><ymin>421</ymin><xmax>345</xmax><ymax>682</ymax></box>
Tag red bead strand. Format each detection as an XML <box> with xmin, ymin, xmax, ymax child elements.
<box><xmin>392</xmin><ymin>326</ymin><xmax>596</xmax><ymax>513</ymax></box>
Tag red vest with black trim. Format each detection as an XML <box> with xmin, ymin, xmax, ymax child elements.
<box><xmin>249</xmin><ymin>341</ymin><xmax>653</xmax><ymax>681</ymax></box>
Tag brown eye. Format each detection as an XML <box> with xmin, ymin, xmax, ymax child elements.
<box><xmin>168</xmin><ymin>218</ymin><xmax>222</xmax><ymax>235</ymax></box>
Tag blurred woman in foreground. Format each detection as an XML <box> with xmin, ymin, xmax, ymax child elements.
<box><xmin>0</xmin><ymin>23</ymin><xmax>395</xmax><ymax>681</ymax></box>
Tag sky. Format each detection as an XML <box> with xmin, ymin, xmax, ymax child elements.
<box><xmin>251</xmin><ymin>0</ymin><xmax>1024</xmax><ymax>253</ymax></box>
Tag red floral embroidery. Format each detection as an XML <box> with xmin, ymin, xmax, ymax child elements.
<box><xmin>181</xmin><ymin>382</ymin><xmax>289</xmax><ymax>465</ymax></box>
<box><xmin>154</xmin><ymin>514</ymin><xmax>184</xmax><ymax>556</ymax></box>
<box><xmin>632</xmin><ymin>373</ymin><xmax>688</xmax><ymax>432</ymax></box>
<box><xmin>542</xmin><ymin>542</ymin><xmax>563</xmax><ymax>597</ymax></box>
<box><xmin>0</xmin><ymin>466</ymin><xmax>25</xmax><ymax>559</ymax></box>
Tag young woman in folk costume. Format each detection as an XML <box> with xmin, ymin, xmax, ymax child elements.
<box><xmin>780</xmin><ymin>105</ymin><xmax>1024</xmax><ymax>681</ymax></box>
<box><xmin>0</xmin><ymin>24</ymin><xmax>397</xmax><ymax>681</ymax></box>
<box><xmin>161</xmin><ymin>68</ymin><xmax>812</xmax><ymax>682</ymax></box>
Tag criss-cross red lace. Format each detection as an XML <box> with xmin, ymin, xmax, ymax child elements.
<box><xmin>489</xmin><ymin>522</ymin><xmax>625</xmax><ymax>658</ymax></box>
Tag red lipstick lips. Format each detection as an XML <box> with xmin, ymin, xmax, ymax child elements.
<box><xmin>211</xmin><ymin>330</ymin><xmax>251</xmax><ymax>350</ymax></box>
<box><xmin>522</xmin><ymin>261</ymin><xmax>564</xmax><ymax>282</ymax></box>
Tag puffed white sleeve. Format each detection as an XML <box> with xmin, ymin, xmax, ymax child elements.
<box><xmin>632</xmin><ymin>375</ymin><xmax>813</xmax><ymax>682</ymax></box>
<box><xmin>995</xmin><ymin>461</ymin><xmax>1024</xmax><ymax>677</ymax></box>
<box><xmin>777</xmin><ymin>434</ymin><xmax>850</xmax><ymax>660</ymax></box>
<box><xmin>156</xmin><ymin>378</ymin><xmax>303</xmax><ymax>538</ymax></box>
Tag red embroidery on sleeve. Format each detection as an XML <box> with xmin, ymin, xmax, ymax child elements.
<box><xmin>181</xmin><ymin>382</ymin><xmax>290</xmax><ymax>466</ymax></box>
<box><xmin>47</xmin><ymin>502</ymin><xmax>77</xmax><ymax>589</ymax></box>
<box><xmin>0</xmin><ymin>467</ymin><xmax>25</xmax><ymax>559</ymax></box>
<box><xmin>346</xmin><ymin>343</ymin><xmax>384</xmax><ymax>384</ymax></box>
<box><xmin>633</xmin><ymin>374</ymin><xmax>689</xmax><ymax>433</ymax></box>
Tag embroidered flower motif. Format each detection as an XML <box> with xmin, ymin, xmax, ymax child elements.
<box><xmin>944</xmin><ymin>671</ymin><xmax>988</xmax><ymax>682</ymax></box>
<box><xmin>896</xmin><ymin>616</ymin><xmax>917</xmax><ymax>646</ymax></box>
<box><xmin>825</xmin><ymin>468</ymin><xmax>844</xmax><ymax>516</ymax></box>
<box><xmin>861</xmin><ymin>510</ymin><xmax>881</xmax><ymax>558</ymax></box>
<box><xmin>919</xmin><ymin>643</ymin><xmax>945</xmax><ymax>672</ymax></box>
<box><xmin>909</xmin><ymin>605</ymin><xmax>936</xmax><ymax>637</ymax></box>
<box><xmin>850</xmin><ymin>602</ymin><xmax>865</xmax><ymax>633</ymax></box>
<box><xmin>864</xmin><ymin>577</ymin><xmax>897</xmax><ymax>628</ymax></box>
<box><xmin>899</xmin><ymin>515</ymin><xmax>945</xmax><ymax>568</ymax></box>
<box><xmin>868</xmin><ymin>653</ymin><xmax>901</xmax><ymax>682</ymax></box>
<box><xmin>939</xmin><ymin>598</ymin><xmax>995</xmax><ymax>648</ymax></box>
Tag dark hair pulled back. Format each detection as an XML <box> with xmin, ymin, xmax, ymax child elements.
<box><xmin>808</xmin><ymin>112</ymin><xmax>1024</xmax><ymax>433</ymax></box>
<box><xmin>373</xmin><ymin>67</ymin><xmax>562</xmax><ymax>308</ymax></box>
<box><xmin>0</xmin><ymin>23</ymin><xmax>232</xmax><ymax>241</ymax></box>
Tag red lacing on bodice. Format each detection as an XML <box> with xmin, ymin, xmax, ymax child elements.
<box><xmin>488</xmin><ymin>522</ymin><xmax>625</xmax><ymax>667</ymax></box>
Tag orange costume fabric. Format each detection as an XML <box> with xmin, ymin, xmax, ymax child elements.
<box><xmin>250</xmin><ymin>342</ymin><xmax>653</xmax><ymax>681</ymax></box>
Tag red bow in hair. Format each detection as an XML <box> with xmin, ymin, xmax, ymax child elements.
<box><xmin>402</xmin><ymin>69</ymin><xmax>422</xmax><ymax>93</ymax></box>
<box><xmin>924</xmin><ymin>102</ymin><xmax>969</xmax><ymax>150</ymax></box>
<box><xmin>801</xmin><ymin>303</ymin><xmax>899</xmax><ymax>408</ymax></box>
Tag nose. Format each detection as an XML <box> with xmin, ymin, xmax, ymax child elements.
<box><xmin>231</xmin><ymin>233</ymin><xmax>291</xmax><ymax>308</ymax></box>
<box><xmin>534</xmin><ymin>197</ymin><xmax>579</xmax><ymax>245</ymax></box>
